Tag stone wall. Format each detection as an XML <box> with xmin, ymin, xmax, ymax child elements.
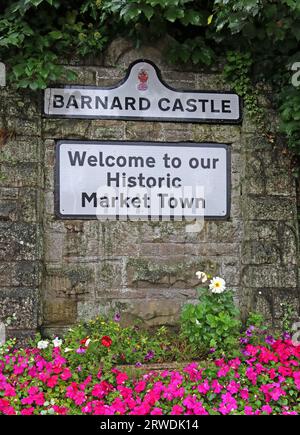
<box><xmin>0</xmin><ymin>88</ymin><xmax>43</xmax><ymax>342</ymax></box>
<box><xmin>0</xmin><ymin>39</ymin><xmax>299</xmax><ymax>339</ymax></box>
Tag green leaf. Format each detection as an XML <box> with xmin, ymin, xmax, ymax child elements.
<box><xmin>142</xmin><ymin>5</ymin><xmax>154</xmax><ymax>20</ymax></box>
<box><xmin>164</xmin><ymin>7</ymin><xmax>184</xmax><ymax>23</ymax></box>
<box><xmin>49</xmin><ymin>30</ymin><xmax>63</xmax><ymax>40</ymax></box>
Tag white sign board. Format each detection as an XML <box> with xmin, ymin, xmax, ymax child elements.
<box><xmin>45</xmin><ymin>60</ymin><xmax>241</xmax><ymax>123</ymax></box>
<box><xmin>56</xmin><ymin>141</ymin><xmax>230</xmax><ymax>220</ymax></box>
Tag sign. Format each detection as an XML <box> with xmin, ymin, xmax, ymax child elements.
<box><xmin>0</xmin><ymin>62</ymin><xmax>5</xmax><ymax>87</ymax></box>
<box><xmin>55</xmin><ymin>141</ymin><xmax>230</xmax><ymax>220</ymax></box>
<box><xmin>45</xmin><ymin>60</ymin><xmax>242</xmax><ymax>123</ymax></box>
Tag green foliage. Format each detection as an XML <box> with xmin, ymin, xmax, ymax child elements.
<box><xmin>31</xmin><ymin>316</ymin><xmax>176</xmax><ymax>373</ymax></box>
<box><xmin>223</xmin><ymin>51</ymin><xmax>264</xmax><ymax>124</ymax></box>
<box><xmin>246</xmin><ymin>311</ymin><xmax>267</xmax><ymax>331</ymax></box>
<box><xmin>180</xmin><ymin>285</ymin><xmax>241</xmax><ymax>355</ymax></box>
<box><xmin>168</xmin><ymin>36</ymin><xmax>214</xmax><ymax>66</ymax></box>
<box><xmin>0</xmin><ymin>338</ymin><xmax>16</xmax><ymax>357</ymax></box>
<box><xmin>0</xmin><ymin>0</ymin><xmax>300</xmax><ymax>152</ymax></box>
<box><xmin>31</xmin><ymin>315</ymin><xmax>205</xmax><ymax>376</ymax></box>
<box><xmin>279</xmin><ymin>86</ymin><xmax>300</xmax><ymax>153</ymax></box>
<box><xmin>280</xmin><ymin>301</ymin><xmax>297</xmax><ymax>333</ymax></box>
<box><xmin>0</xmin><ymin>0</ymin><xmax>107</xmax><ymax>88</ymax></box>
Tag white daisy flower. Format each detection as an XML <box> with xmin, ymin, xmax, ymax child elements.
<box><xmin>195</xmin><ymin>271</ymin><xmax>208</xmax><ymax>283</ymax></box>
<box><xmin>37</xmin><ymin>340</ymin><xmax>49</xmax><ymax>350</ymax></box>
<box><xmin>209</xmin><ymin>277</ymin><xmax>226</xmax><ymax>294</ymax></box>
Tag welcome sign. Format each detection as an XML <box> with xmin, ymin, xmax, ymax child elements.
<box><xmin>44</xmin><ymin>60</ymin><xmax>242</xmax><ymax>123</ymax></box>
<box><xmin>55</xmin><ymin>141</ymin><xmax>230</xmax><ymax>220</ymax></box>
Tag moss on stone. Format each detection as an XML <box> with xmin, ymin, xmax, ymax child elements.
<box><xmin>128</xmin><ymin>257</ymin><xmax>217</xmax><ymax>284</ymax></box>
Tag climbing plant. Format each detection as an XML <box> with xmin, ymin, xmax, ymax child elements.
<box><xmin>0</xmin><ymin>0</ymin><xmax>299</xmax><ymax>152</ymax></box>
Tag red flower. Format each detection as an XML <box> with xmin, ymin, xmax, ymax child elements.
<box><xmin>80</xmin><ymin>337</ymin><xmax>90</xmax><ymax>347</ymax></box>
<box><xmin>101</xmin><ymin>336</ymin><xmax>112</xmax><ymax>348</ymax></box>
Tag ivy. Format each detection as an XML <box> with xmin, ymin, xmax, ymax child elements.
<box><xmin>279</xmin><ymin>87</ymin><xmax>300</xmax><ymax>153</ymax></box>
<box><xmin>223</xmin><ymin>51</ymin><xmax>264</xmax><ymax>126</ymax></box>
<box><xmin>0</xmin><ymin>0</ymin><xmax>299</xmax><ymax>153</ymax></box>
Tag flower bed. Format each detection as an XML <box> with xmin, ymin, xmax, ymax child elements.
<box><xmin>0</xmin><ymin>336</ymin><xmax>299</xmax><ymax>415</ymax></box>
<box><xmin>1</xmin><ymin>274</ymin><xmax>299</xmax><ymax>415</ymax></box>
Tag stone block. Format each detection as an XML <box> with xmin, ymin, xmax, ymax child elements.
<box><xmin>126</xmin><ymin>256</ymin><xmax>218</xmax><ymax>289</ymax></box>
<box><xmin>6</xmin><ymin>117</ymin><xmax>41</xmax><ymax>137</ymax></box>
<box><xmin>243</xmin><ymin>195</ymin><xmax>296</xmax><ymax>221</ymax></box>
<box><xmin>0</xmin><ymin>287</ymin><xmax>39</xmax><ymax>329</ymax></box>
<box><xmin>0</xmin><ymin>261</ymin><xmax>39</xmax><ymax>287</ymax></box>
<box><xmin>120</xmin><ymin>299</ymin><xmax>184</xmax><ymax>327</ymax></box>
<box><xmin>0</xmin><ymin>200</ymin><xmax>18</xmax><ymax>221</ymax></box>
<box><xmin>0</xmin><ymin>163</ymin><xmax>39</xmax><ymax>188</ymax></box>
<box><xmin>89</xmin><ymin>120</ymin><xmax>126</xmax><ymax>140</ymax></box>
<box><xmin>45</xmin><ymin>232</ymin><xmax>64</xmax><ymax>262</ymax></box>
<box><xmin>43</xmin><ymin>299</ymin><xmax>77</xmax><ymax>325</ymax></box>
<box><xmin>0</xmin><ymin>137</ymin><xmax>40</xmax><ymax>163</ymax></box>
<box><xmin>242</xmin><ymin>265</ymin><xmax>298</xmax><ymax>288</ymax></box>
<box><xmin>278</xmin><ymin>222</ymin><xmax>298</xmax><ymax>265</ymax></box>
<box><xmin>242</xmin><ymin>241</ymin><xmax>281</xmax><ymax>265</ymax></box>
<box><xmin>0</xmin><ymin>222</ymin><xmax>38</xmax><ymax>261</ymax></box>
<box><xmin>42</xmin><ymin>119</ymin><xmax>91</xmax><ymax>139</ymax></box>
<box><xmin>125</xmin><ymin>122</ymin><xmax>162</xmax><ymax>141</ymax></box>
<box><xmin>95</xmin><ymin>260</ymin><xmax>124</xmax><ymax>293</ymax></box>
<box><xmin>45</xmin><ymin>265</ymin><xmax>94</xmax><ymax>299</ymax></box>
<box><xmin>205</xmin><ymin>220</ymin><xmax>243</xmax><ymax>242</ymax></box>
<box><xmin>243</xmin><ymin>221</ymin><xmax>279</xmax><ymax>241</ymax></box>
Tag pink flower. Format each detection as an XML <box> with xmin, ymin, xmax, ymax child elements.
<box><xmin>28</xmin><ymin>386</ymin><xmax>39</xmax><ymax>396</ymax></box>
<box><xmin>21</xmin><ymin>407</ymin><xmax>35</xmax><ymax>415</ymax></box>
<box><xmin>53</xmin><ymin>405</ymin><xmax>69</xmax><ymax>415</ymax></box>
<box><xmin>116</xmin><ymin>372</ymin><xmax>129</xmax><ymax>385</ymax></box>
<box><xmin>227</xmin><ymin>380</ymin><xmax>240</xmax><ymax>394</ymax></box>
<box><xmin>135</xmin><ymin>381</ymin><xmax>146</xmax><ymax>393</ymax></box>
<box><xmin>259</xmin><ymin>348</ymin><xmax>278</xmax><ymax>364</ymax></box>
<box><xmin>198</xmin><ymin>380</ymin><xmax>210</xmax><ymax>394</ymax></box>
<box><xmin>4</xmin><ymin>384</ymin><xmax>16</xmax><ymax>397</ymax></box>
<box><xmin>92</xmin><ymin>381</ymin><xmax>113</xmax><ymax>398</ymax></box>
<box><xmin>66</xmin><ymin>383</ymin><xmax>86</xmax><ymax>405</ymax></box>
<box><xmin>246</xmin><ymin>367</ymin><xmax>257</xmax><ymax>385</ymax></box>
<box><xmin>193</xmin><ymin>403</ymin><xmax>209</xmax><ymax>415</ymax></box>
<box><xmin>219</xmin><ymin>393</ymin><xmax>237</xmax><ymax>415</ymax></box>
<box><xmin>13</xmin><ymin>364</ymin><xmax>26</xmax><ymax>375</ymax></box>
<box><xmin>293</xmin><ymin>371</ymin><xmax>300</xmax><ymax>389</ymax></box>
<box><xmin>111</xmin><ymin>397</ymin><xmax>127</xmax><ymax>414</ymax></box>
<box><xmin>244</xmin><ymin>406</ymin><xmax>255</xmax><ymax>415</ymax></box>
<box><xmin>211</xmin><ymin>379</ymin><xmax>223</xmax><ymax>393</ymax></box>
<box><xmin>269</xmin><ymin>386</ymin><xmax>285</xmax><ymax>401</ymax></box>
<box><xmin>47</xmin><ymin>375</ymin><xmax>58</xmax><ymax>388</ymax></box>
<box><xmin>131</xmin><ymin>403</ymin><xmax>151</xmax><ymax>415</ymax></box>
<box><xmin>240</xmin><ymin>388</ymin><xmax>249</xmax><ymax>400</ymax></box>
<box><xmin>82</xmin><ymin>402</ymin><xmax>93</xmax><ymax>414</ymax></box>
<box><xmin>151</xmin><ymin>407</ymin><xmax>163</xmax><ymax>415</ymax></box>
<box><xmin>245</xmin><ymin>345</ymin><xmax>259</xmax><ymax>357</ymax></box>
<box><xmin>217</xmin><ymin>365</ymin><xmax>230</xmax><ymax>378</ymax></box>
<box><xmin>21</xmin><ymin>396</ymin><xmax>34</xmax><ymax>405</ymax></box>
<box><xmin>34</xmin><ymin>392</ymin><xmax>45</xmax><ymax>406</ymax></box>
<box><xmin>262</xmin><ymin>405</ymin><xmax>273</xmax><ymax>414</ymax></box>
<box><xmin>61</xmin><ymin>368</ymin><xmax>72</xmax><ymax>381</ymax></box>
<box><xmin>171</xmin><ymin>404</ymin><xmax>184</xmax><ymax>415</ymax></box>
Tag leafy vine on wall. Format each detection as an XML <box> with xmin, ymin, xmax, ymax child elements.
<box><xmin>0</xmin><ymin>0</ymin><xmax>299</xmax><ymax>153</ymax></box>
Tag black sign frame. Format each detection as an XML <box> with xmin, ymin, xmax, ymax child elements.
<box><xmin>54</xmin><ymin>140</ymin><xmax>231</xmax><ymax>221</ymax></box>
<box><xmin>44</xmin><ymin>59</ymin><xmax>242</xmax><ymax>124</ymax></box>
